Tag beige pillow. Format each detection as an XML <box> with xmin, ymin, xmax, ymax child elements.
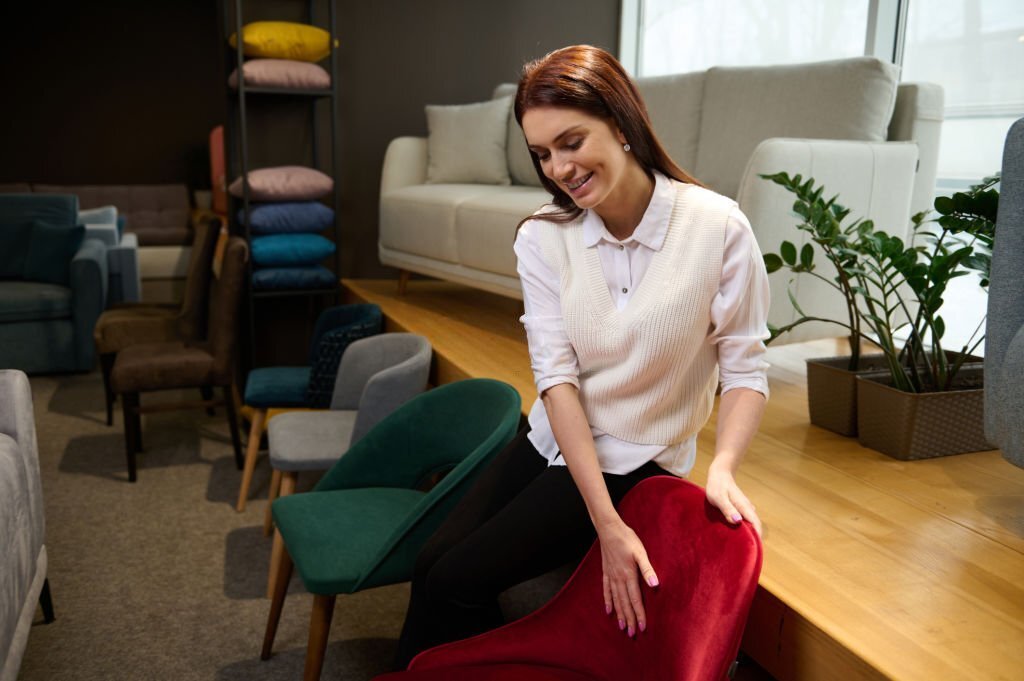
<box><xmin>493</xmin><ymin>83</ymin><xmax>542</xmax><ymax>188</ymax></box>
<box><xmin>426</xmin><ymin>97</ymin><xmax>512</xmax><ymax>185</ymax></box>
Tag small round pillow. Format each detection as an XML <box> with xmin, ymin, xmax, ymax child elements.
<box><xmin>251</xmin><ymin>234</ymin><xmax>336</xmax><ymax>267</ymax></box>
<box><xmin>229</xmin><ymin>166</ymin><xmax>333</xmax><ymax>202</ymax></box>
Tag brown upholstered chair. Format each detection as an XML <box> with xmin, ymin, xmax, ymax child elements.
<box><xmin>109</xmin><ymin>237</ymin><xmax>248</xmax><ymax>482</ymax></box>
<box><xmin>94</xmin><ymin>214</ymin><xmax>221</xmax><ymax>426</ymax></box>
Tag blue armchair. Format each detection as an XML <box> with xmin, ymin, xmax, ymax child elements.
<box><xmin>0</xmin><ymin>194</ymin><xmax>107</xmax><ymax>373</ymax></box>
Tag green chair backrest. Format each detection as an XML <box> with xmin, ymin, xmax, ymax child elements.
<box><xmin>312</xmin><ymin>378</ymin><xmax>521</xmax><ymax>592</ymax></box>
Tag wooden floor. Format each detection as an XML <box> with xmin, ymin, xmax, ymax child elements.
<box><xmin>343</xmin><ymin>278</ymin><xmax>1024</xmax><ymax>681</ymax></box>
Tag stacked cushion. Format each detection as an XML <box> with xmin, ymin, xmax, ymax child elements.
<box><xmin>229</xmin><ymin>21</ymin><xmax>335</xmax><ymax>63</ymax></box>
<box><xmin>228</xmin><ymin>59</ymin><xmax>331</xmax><ymax>90</ymax></box>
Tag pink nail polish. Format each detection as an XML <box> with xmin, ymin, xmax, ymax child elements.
<box><xmin>647</xmin><ymin>575</ymin><xmax>659</xmax><ymax>587</ymax></box>
<box><xmin>639</xmin><ymin>621</ymin><xmax>646</xmax><ymax>633</ymax></box>
<box><xmin>605</xmin><ymin>603</ymin><xmax>612</xmax><ymax>615</ymax></box>
<box><xmin>731</xmin><ymin>514</ymin><xmax>742</xmax><ymax>523</ymax></box>
<box><xmin>627</xmin><ymin>625</ymin><xmax>635</xmax><ymax>637</ymax></box>
<box><xmin>618</xmin><ymin>619</ymin><xmax>625</xmax><ymax>630</ymax></box>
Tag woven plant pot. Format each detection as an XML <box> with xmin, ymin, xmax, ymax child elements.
<box><xmin>855</xmin><ymin>365</ymin><xmax>991</xmax><ymax>460</ymax></box>
<box><xmin>806</xmin><ymin>355</ymin><xmax>890</xmax><ymax>436</ymax></box>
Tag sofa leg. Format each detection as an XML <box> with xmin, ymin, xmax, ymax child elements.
<box><xmin>222</xmin><ymin>386</ymin><xmax>243</xmax><ymax>470</ymax></box>
<box><xmin>39</xmin><ymin>578</ymin><xmax>55</xmax><ymax>623</ymax></box>
<box><xmin>100</xmin><ymin>353</ymin><xmax>116</xmax><ymax>426</ymax></box>
<box><xmin>398</xmin><ymin>269</ymin><xmax>411</xmax><ymax>295</ymax></box>
<box><xmin>121</xmin><ymin>392</ymin><xmax>141</xmax><ymax>482</ymax></box>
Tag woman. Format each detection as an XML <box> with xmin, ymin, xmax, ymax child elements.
<box><xmin>394</xmin><ymin>44</ymin><xmax>769</xmax><ymax>668</ymax></box>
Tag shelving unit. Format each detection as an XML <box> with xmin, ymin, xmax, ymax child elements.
<box><xmin>220</xmin><ymin>0</ymin><xmax>341</xmax><ymax>369</ymax></box>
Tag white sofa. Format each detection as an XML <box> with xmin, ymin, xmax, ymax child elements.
<box><xmin>379</xmin><ymin>57</ymin><xmax>943</xmax><ymax>343</ymax></box>
<box><xmin>0</xmin><ymin>370</ymin><xmax>50</xmax><ymax>681</ymax></box>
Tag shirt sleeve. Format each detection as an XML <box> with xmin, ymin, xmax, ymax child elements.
<box><xmin>710</xmin><ymin>207</ymin><xmax>771</xmax><ymax>399</ymax></box>
<box><xmin>514</xmin><ymin>220</ymin><xmax>580</xmax><ymax>394</ymax></box>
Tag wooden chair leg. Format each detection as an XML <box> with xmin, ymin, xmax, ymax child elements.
<box><xmin>200</xmin><ymin>385</ymin><xmax>216</xmax><ymax>416</ymax></box>
<box><xmin>222</xmin><ymin>386</ymin><xmax>243</xmax><ymax>470</ymax></box>
<box><xmin>121</xmin><ymin>392</ymin><xmax>140</xmax><ymax>482</ymax></box>
<box><xmin>398</xmin><ymin>269</ymin><xmax>411</xmax><ymax>295</ymax></box>
<box><xmin>100</xmin><ymin>353</ymin><xmax>116</xmax><ymax>426</ymax></box>
<box><xmin>236</xmin><ymin>408</ymin><xmax>266</xmax><ymax>512</ymax></box>
<box><xmin>39</xmin><ymin>578</ymin><xmax>55</xmax><ymax>623</ymax></box>
<box><xmin>261</xmin><ymin>546</ymin><xmax>294</xmax><ymax>661</ymax></box>
<box><xmin>263</xmin><ymin>470</ymin><xmax>282</xmax><ymax>536</ymax></box>
<box><xmin>266</xmin><ymin>473</ymin><xmax>298</xmax><ymax>598</ymax></box>
<box><xmin>304</xmin><ymin>594</ymin><xmax>337</xmax><ymax>681</ymax></box>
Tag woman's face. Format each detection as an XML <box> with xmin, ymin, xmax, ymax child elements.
<box><xmin>521</xmin><ymin>105</ymin><xmax>631</xmax><ymax>212</ymax></box>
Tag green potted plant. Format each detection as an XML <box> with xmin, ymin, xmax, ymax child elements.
<box><xmin>763</xmin><ymin>172</ymin><xmax>999</xmax><ymax>457</ymax></box>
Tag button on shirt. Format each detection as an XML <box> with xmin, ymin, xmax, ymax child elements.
<box><xmin>514</xmin><ymin>171</ymin><xmax>770</xmax><ymax>476</ymax></box>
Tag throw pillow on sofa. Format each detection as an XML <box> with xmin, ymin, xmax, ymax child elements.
<box><xmin>251</xmin><ymin>234</ymin><xmax>336</xmax><ymax>267</ymax></box>
<box><xmin>228</xmin><ymin>21</ymin><xmax>334</xmax><ymax>62</ymax></box>
<box><xmin>23</xmin><ymin>221</ymin><xmax>85</xmax><ymax>286</ymax></box>
<box><xmin>228</xmin><ymin>59</ymin><xmax>331</xmax><ymax>90</ymax></box>
<box><xmin>239</xmin><ymin>201</ymin><xmax>335</xmax><ymax>234</ymax></box>
<box><xmin>229</xmin><ymin>166</ymin><xmax>333</xmax><ymax>202</ymax></box>
<box><xmin>426</xmin><ymin>96</ymin><xmax>512</xmax><ymax>185</ymax></box>
<box><xmin>251</xmin><ymin>265</ymin><xmax>335</xmax><ymax>291</ymax></box>
<box><xmin>0</xmin><ymin>222</ymin><xmax>32</xmax><ymax>278</ymax></box>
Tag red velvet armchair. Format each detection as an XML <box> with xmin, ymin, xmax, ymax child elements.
<box><xmin>375</xmin><ymin>475</ymin><xmax>763</xmax><ymax>681</ymax></box>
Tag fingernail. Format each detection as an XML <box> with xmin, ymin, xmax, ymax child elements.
<box><xmin>647</xmin><ymin>575</ymin><xmax>659</xmax><ymax>587</ymax></box>
<box><xmin>618</xmin><ymin>619</ymin><xmax>625</xmax><ymax>631</ymax></box>
<box><xmin>627</xmin><ymin>625</ymin><xmax>635</xmax><ymax>637</ymax></box>
<box><xmin>639</xmin><ymin>621</ymin><xmax>646</xmax><ymax>633</ymax></box>
<box><xmin>605</xmin><ymin>603</ymin><xmax>612</xmax><ymax>615</ymax></box>
<box><xmin>731</xmin><ymin>514</ymin><xmax>742</xmax><ymax>523</ymax></box>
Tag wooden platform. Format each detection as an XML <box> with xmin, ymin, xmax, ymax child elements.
<box><xmin>343</xmin><ymin>278</ymin><xmax>1024</xmax><ymax>681</ymax></box>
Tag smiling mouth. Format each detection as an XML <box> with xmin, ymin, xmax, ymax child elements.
<box><xmin>565</xmin><ymin>173</ymin><xmax>593</xmax><ymax>192</ymax></box>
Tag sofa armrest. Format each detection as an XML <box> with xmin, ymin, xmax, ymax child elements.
<box><xmin>107</xmin><ymin>232</ymin><xmax>141</xmax><ymax>303</ymax></box>
<box><xmin>83</xmin><ymin>223</ymin><xmax>119</xmax><ymax>247</ymax></box>
<box><xmin>381</xmin><ymin>136</ymin><xmax>428</xmax><ymax>195</ymax></box>
<box><xmin>736</xmin><ymin>138</ymin><xmax>919</xmax><ymax>344</ymax></box>
<box><xmin>70</xmin><ymin>238</ymin><xmax>108</xmax><ymax>369</ymax></box>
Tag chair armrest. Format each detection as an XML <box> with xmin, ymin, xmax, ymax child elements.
<box><xmin>70</xmin><ymin>238</ymin><xmax>108</xmax><ymax>369</ymax></box>
<box><xmin>736</xmin><ymin>138</ymin><xmax>919</xmax><ymax>344</ymax></box>
<box><xmin>381</xmin><ymin>136</ymin><xmax>428</xmax><ymax>195</ymax></box>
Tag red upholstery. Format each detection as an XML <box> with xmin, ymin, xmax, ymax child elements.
<box><xmin>375</xmin><ymin>476</ymin><xmax>762</xmax><ymax>681</ymax></box>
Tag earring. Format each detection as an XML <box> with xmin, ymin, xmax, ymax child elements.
<box><xmin>623</xmin><ymin>143</ymin><xmax>631</xmax><ymax>152</ymax></box>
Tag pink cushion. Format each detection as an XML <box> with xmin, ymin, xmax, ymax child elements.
<box><xmin>228</xmin><ymin>59</ymin><xmax>331</xmax><ymax>90</ymax></box>
<box><xmin>229</xmin><ymin>166</ymin><xmax>333</xmax><ymax>202</ymax></box>
<box><xmin>375</xmin><ymin>663</ymin><xmax>596</xmax><ymax>681</ymax></box>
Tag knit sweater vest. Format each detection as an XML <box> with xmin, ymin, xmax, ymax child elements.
<box><xmin>539</xmin><ymin>183</ymin><xmax>734</xmax><ymax>445</ymax></box>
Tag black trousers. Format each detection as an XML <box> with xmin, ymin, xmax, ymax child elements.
<box><xmin>393</xmin><ymin>427</ymin><xmax>669</xmax><ymax>669</ymax></box>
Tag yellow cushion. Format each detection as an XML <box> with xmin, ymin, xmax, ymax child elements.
<box><xmin>229</xmin><ymin>21</ymin><xmax>336</xmax><ymax>62</ymax></box>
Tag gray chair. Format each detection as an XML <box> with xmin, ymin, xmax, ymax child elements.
<box><xmin>263</xmin><ymin>333</ymin><xmax>432</xmax><ymax>595</ymax></box>
<box><xmin>986</xmin><ymin>117</ymin><xmax>1024</xmax><ymax>469</ymax></box>
<box><xmin>0</xmin><ymin>370</ymin><xmax>54</xmax><ymax>681</ymax></box>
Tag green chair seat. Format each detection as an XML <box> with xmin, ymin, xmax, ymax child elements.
<box><xmin>0</xmin><ymin>282</ymin><xmax>72</xmax><ymax>322</ymax></box>
<box><xmin>274</xmin><ymin>487</ymin><xmax>427</xmax><ymax>594</ymax></box>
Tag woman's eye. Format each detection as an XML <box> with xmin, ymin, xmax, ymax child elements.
<box><xmin>537</xmin><ymin>152</ymin><xmax>551</xmax><ymax>162</ymax></box>
<box><xmin>566</xmin><ymin>139</ymin><xmax>582</xmax><ymax>151</ymax></box>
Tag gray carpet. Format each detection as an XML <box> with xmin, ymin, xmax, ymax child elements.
<box><xmin>16</xmin><ymin>370</ymin><xmax>567</xmax><ymax>681</ymax></box>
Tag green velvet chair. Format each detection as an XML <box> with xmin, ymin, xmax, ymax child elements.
<box><xmin>260</xmin><ymin>378</ymin><xmax>522</xmax><ymax>681</ymax></box>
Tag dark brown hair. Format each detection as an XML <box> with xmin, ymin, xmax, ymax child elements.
<box><xmin>515</xmin><ymin>44</ymin><xmax>702</xmax><ymax>227</ymax></box>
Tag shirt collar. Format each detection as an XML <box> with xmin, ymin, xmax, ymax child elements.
<box><xmin>582</xmin><ymin>171</ymin><xmax>675</xmax><ymax>250</ymax></box>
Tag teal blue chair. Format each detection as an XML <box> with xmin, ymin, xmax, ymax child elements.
<box><xmin>236</xmin><ymin>304</ymin><xmax>383</xmax><ymax>511</ymax></box>
<box><xmin>260</xmin><ymin>378</ymin><xmax>522</xmax><ymax>681</ymax></box>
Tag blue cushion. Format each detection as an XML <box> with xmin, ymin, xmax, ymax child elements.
<box><xmin>116</xmin><ymin>215</ymin><xmax>126</xmax><ymax>238</ymax></box>
<box><xmin>0</xmin><ymin>281</ymin><xmax>72</xmax><ymax>322</ymax></box>
<box><xmin>239</xmin><ymin>201</ymin><xmax>335</xmax><ymax>234</ymax></box>
<box><xmin>23</xmin><ymin>221</ymin><xmax>85</xmax><ymax>286</ymax></box>
<box><xmin>251</xmin><ymin>265</ymin><xmax>335</xmax><ymax>291</ymax></box>
<box><xmin>244</xmin><ymin>366</ymin><xmax>312</xmax><ymax>408</ymax></box>
<box><xmin>0</xmin><ymin>194</ymin><xmax>78</xmax><ymax>226</ymax></box>
<box><xmin>251</xmin><ymin>234</ymin><xmax>336</xmax><ymax>267</ymax></box>
<box><xmin>0</xmin><ymin>222</ymin><xmax>32</xmax><ymax>279</ymax></box>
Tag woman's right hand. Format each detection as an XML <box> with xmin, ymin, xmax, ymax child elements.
<box><xmin>598</xmin><ymin>515</ymin><xmax>659</xmax><ymax>637</ymax></box>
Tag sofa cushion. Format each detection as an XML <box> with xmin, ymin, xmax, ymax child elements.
<box><xmin>695</xmin><ymin>56</ymin><xmax>899</xmax><ymax>198</ymax></box>
<box><xmin>494</xmin><ymin>83</ymin><xmax>543</xmax><ymax>188</ymax></box>
<box><xmin>78</xmin><ymin>205</ymin><xmax>117</xmax><ymax>226</ymax></box>
<box><xmin>456</xmin><ymin>187</ymin><xmax>550</xmax><ymax>277</ymax></box>
<box><xmin>229</xmin><ymin>166</ymin><xmax>334</xmax><ymax>202</ymax></box>
<box><xmin>23</xmin><ymin>222</ymin><xmax>85</xmax><ymax>286</ymax></box>
<box><xmin>380</xmin><ymin>185</ymin><xmax>514</xmax><ymax>265</ymax></box>
<box><xmin>636</xmin><ymin>70</ymin><xmax>706</xmax><ymax>175</ymax></box>
<box><xmin>0</xmin><ymin>282</ymin><xmax>72</xmax><ymax>323</ymax></box>
<box><xmin>228</xmin><ymin>58</ymin><xmax>331</xmax><ymax>90</ymax></box>
<box><xmin>0</xmin><ymin>223</ymin><xmax>32</xmax><ymax>278</ymax></box>
<box><xmin>426</xmin><ymin>97</ymin><xmax>512</xmax><ymax>185</ymax></box>
<box><xmin>251</xmin><ymin>234</ymin><xmax>336</xmax><ymax>267</ymax></box>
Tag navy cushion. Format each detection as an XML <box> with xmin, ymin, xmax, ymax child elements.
<box><xmin>0</xmin><ymin>281</ymin><xmax>72</xmax><ymax>322</ymax></box>
<box><xmin>0</xmin><ymin>222</ymin><xmax>32</xmax><ymax>278</ymax></box>
<box><xmin>0</xmin><ymin>193</ymin><xmax>78</xmax><ymax>226</ymax></box>
<box><xmin>23</xmin><ymin>221</ymin><xmax>85</xmax><ymax>286</ymax></box>
<box><xmin>239</xmin><ymin>201</ymin><xmax>335</xmax><ymax>234</ymax></box>
<box><xmin>251</xmin><ymin>234</ymin><xmax>336</xmax><ymax>267</ymax></box>
<box><xmin>251</xmin><ymin>265</ymin><xmax>335</xmax><ymax>291</ymax></box>
<box><xmin>244</xmin><ymin>366</ymin><xmax>312</xmax><ymax>408</ymax></box>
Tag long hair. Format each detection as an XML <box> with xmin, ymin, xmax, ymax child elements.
<box><xmin>515</xmin><ymin>45</ymin><xmax>702</xmax><ymax>227</ymax></box>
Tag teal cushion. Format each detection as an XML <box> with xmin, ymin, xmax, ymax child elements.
<box><xmin>251</xmin><ymin>233</ymin><xmax>336</xmax><ymax>267</ymax></box>
<box><xmin>243</xmin><ymin>366</ymin><xmax>311</xmax><ymax>408</ymax></box>
<box><xmin>0</xmin><ymin>222</ymin><xmax>32</xmax><ymax>279</ymax></box>
<box><xmin>0</xmin><ymin>194</ymin><xmax>78</xmax><ymax>226</ymax></box>
<box><xmin>273</xmin><ymin>487</ymin><xmax>427</xmax><ymax>594</ymax></box>
<box><xmin>0</xmin><ymin>281</ymin><xmax>72</xmax><ymax>322</ymax></box>
<box><xmin>23</xmin><ymin>221</ymin><xmax>85</xmax><ymax>286</ymax></box>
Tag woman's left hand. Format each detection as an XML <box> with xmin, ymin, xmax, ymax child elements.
<box><xmin>706</xmin><ymin>460</ymin><xmax>762</xmax><ymax>537</ymax></box>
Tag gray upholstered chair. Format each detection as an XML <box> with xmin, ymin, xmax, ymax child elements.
<box><xmin>0</xmin><ymin>370</ymin><xmax>54</xmax><ymax>681</ymax></box>
<box><xmin>262</xmin><ymin>332</ymin><xmax>432</xmax><ymax>596</ymax></box>
<box><xmin>986</xmin><ymin>117</ymin><xmax>1024</xmax><ymax>469</ymax></box>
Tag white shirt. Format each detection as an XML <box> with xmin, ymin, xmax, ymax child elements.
<box><xmin>514</xmin><ymin>171</ymin><xmax>770</xmax><ymax>476</ymax></box>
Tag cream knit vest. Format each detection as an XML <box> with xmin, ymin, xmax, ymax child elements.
<box><xmin>539</xmin><ymin>183</ymin><xmax>734</xmax><ymax>445</ymax></box>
